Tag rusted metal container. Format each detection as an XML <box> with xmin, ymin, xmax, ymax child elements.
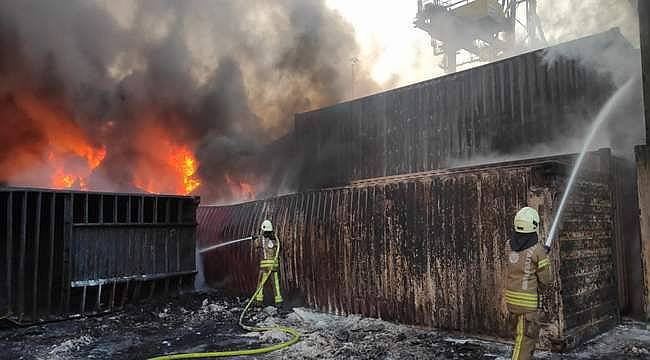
<box><xmin>637</xmin><ymin>0</ymin><xmax>650</xmax><ymax>320</ymax></box>
<box><xmin>293</xmin><ymin>30</ymin><xmax>634</xmax><ymax>191</ymax></box>
<box><xmin>0</xmin><ymin>188</ymin><xmax>198</xmax><ymax>324</ymax></box>
<box><xmin>611</xmin><ymin>157</ymin><xmax>643</xmax><ymax>315</ymax></box>
<box><xmin>637</xmin><ymin>145</ymin><xmax>650</xmax><ymax>319</ymax></box>
<box><xmin>640</xmin><ymin>0</ymin><xmax>650</xmax><ymax>142</ymax></box>
<box><xmin>198</xmin><ymin>150</ymin><xmax>619</xmax><ymax>350</ymax></box>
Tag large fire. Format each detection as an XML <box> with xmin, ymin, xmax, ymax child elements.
<box><xmin>0</xmin><ymin>90</ymin><xmax>268</xmax><ymax>200</ymax></box>
<box><xmin>179</xmin><ymin>151</ymin><xmax>201</xmax><ymax>194</ymax></box>
<box><xmin>132</xmin><ymin>144</ymin><xmax>201</xmax><ymax>195</ymax></box>
<box><xmin>4</xmin><ymin>95</ymin><xmax>201</xmax><ymax>195</ymax></box>
<box><xmin>131</xmin><ymin>124</ymin><xmax>201</xmax><ymax>195</ymax></box>
<box><xmin>10</xmin><ymin>94</ymin><xmax>107</xmax><ymax>190</ymax></box>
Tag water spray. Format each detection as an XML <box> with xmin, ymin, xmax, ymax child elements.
<box><xmin>199</xmin><ymin>236</ymin><xmax>255</xmax><ymax>253</ymax></box>
<box><xmin>544</xmin><ymin>77</ymin><xmax>637</xmax><ymax>249</ymax></box>
<box><xmin>153</xmin><ymin>230</ymin><xmax>301</xmax><ymax>359</ymax></box>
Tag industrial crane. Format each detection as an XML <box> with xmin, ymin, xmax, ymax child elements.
<box><xmin>414</xmin><ymin>0</ymin><xmax>546</xmax><ymax>72</ymax></box>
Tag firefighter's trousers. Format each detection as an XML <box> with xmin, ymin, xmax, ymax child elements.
<box><xmin>511</xmin><ymin>311</ymin><xmax>540</xmax><ymax>360</ymax></box>
<box><xmin>255</xmin><ymin>259</ymin><xmax>283</xmax><ymax>304</ymax></box>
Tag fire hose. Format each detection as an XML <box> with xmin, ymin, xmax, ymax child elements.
<box><xmin>148</xmin><ymin>235</ymin><xmax>301</xmax><ymax>359</ymax></box>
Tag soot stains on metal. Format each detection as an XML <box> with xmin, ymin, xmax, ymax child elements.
<box><xmin>0</xmin><ymin>188</ymin><xmax>199</xmax><ymax>324</ymax></box>
<box><xmin>198</xmin><ymin>151</ymin><xmax>618</xmax><ymax>350</ymax></box>
<box><xmin>293</xmin><ymin>31</ymin><xmax>632</xmax><ymax>191</ymax></box>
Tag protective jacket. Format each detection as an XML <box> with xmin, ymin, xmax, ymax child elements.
<box><xmin>254</xmin><ymin>233</ymin><xmax>283</xmax><ymax>304</ymax></box>
<box><xmin>257</xmin><ymin>234</ymin><xmax>278</xmax><ymax>260</ymax></box>
<box><xmin>505</xmin><ymin>240</ymin><xmax>553</xmax><ymax>313</ymax></box>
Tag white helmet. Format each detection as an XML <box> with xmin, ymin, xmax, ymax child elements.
<box><xmin>514</xmin><ymin>207</ymin><xmax>540</xmax><ymax>234</ymax></box>
<box><xmin>261</xmin><ymin>220</ymin><xmax>273</xmax><ymax>233</ymax></box>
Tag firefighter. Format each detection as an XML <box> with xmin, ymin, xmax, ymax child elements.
<box><xmin>254</xmin><ymin>220</ymin><xmax>284</xmax><ymax>305</ymax></box>
<box><xmin>506</xmin><ymin>207</ymin><xmax>553</xmax><ymax>360</ymax></box>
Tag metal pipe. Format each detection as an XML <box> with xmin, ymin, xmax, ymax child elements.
<box><xmin>199</xmin><ymin>236</ymin><xmax>254</xmax><ymax>253</ymax></box>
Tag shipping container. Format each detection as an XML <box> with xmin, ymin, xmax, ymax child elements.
<box><xmin>0</xmin><ymin>188</ymin><xmax>198</xmax><ymax>324</ymax></box>
<box><xmin>293</xmin><ymin>30</ymin><xmax>635</xmax><ymax>191</ymax></box>
<box><xmin>198</xmin><ymin>150</ymin><xmax>619</xmax><ymax>350</ymax></box>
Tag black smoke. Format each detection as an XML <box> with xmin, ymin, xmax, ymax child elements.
<box><xmin>0</xmin><ymin>0</ymin><xmax>378</xmax><ymax>202</ymax></box>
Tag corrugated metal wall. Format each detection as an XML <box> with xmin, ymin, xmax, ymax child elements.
<box><xmin>636</xmin><ymin>0</ymin><xmax>650</xmax><ymax>320</ymax></box>
<box><xmin>611</xmin><ymin>158</ymin><xmax>643</xmax><ymax>316</ymax></box>
<box><xmin>556</xmin><ymin>152</ymin><xmax>619</xmax><ymax>348</ymax></box>
<box><xmin>640</xmin><ymin>0</ymin><xmax>650</xmax><ymax>141</ymax></box>
<box><xmin>198</xmin><ymin>152</ymin><xmax>619</xmax><ymax>349</ymax></box>
<box><xmin>637</xmin><ymin>145</ymin><xmax>650</xmax><ymax>319</ymax></box>
<box><xmin>0</xmin><ymin>189</ymin><xmax>198</xmax><ymax>324</ymax></box>
<box><xmin>294</xmin><ymin>31</ymin><xmax>628</xmax><ymax>190</ymax></box>
<box><xmin>1</xmin><ymin>191</ymin><xmax>68</xmax><ymax>324</ymax></box>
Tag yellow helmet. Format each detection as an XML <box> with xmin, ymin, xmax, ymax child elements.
<box><xmin>514</xmin><ymin>207</ymin><xmax>540</xmax><ymax>234</ymax></box>
<box><xmin>261</xmin><ymin>220</ymin><xmax>273</xmax><ymax>233</ymax></box>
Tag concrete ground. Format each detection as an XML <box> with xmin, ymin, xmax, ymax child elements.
<box><xmin>1</xmin><ymin>290</ymin><xmax>650</xmax><ymax>360</ymax></box>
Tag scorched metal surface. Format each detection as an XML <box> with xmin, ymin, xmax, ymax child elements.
<box><xmin>0</xmin><ymin>188</ymin><xmax>199</xmax><ymax>324</ymax></box>
<box><xmin>293</xmin><ymin>30</ymin><xmax>635</xmax><ymax>191</ymax></box>
<box><xmin>198</xmin><ymin>150</ymin><xmax>619</xmax><ymax>350</ymax></box>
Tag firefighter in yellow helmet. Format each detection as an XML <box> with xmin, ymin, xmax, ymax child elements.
<box><xmin>506</xmin><ymin>207</ymin><xmax>553</xmax><ymax>360</ymax></box>
<box><xmin>254</xmin><ymin>220</ymin><xmax>283</xmax><ymax>305</ymax></box>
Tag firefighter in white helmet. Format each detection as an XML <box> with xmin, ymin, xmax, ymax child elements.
<box><xmin>254</xmin><ymin>220</ymin><xmax>283</xmax><ymax>305</ymax></box>
<box><xmin>505</xmin><ymin>207</ymin><xmax>554</xmax><ymax>360</ymax></box>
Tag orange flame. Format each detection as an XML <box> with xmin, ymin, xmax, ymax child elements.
<box><xmin>6</xmin><ymin>95</ymin><xmax>202</xmax><ymax>195</ymax></box>
<box><xmin>131</xmin><ymin>124</ymin><xmax>201</xmax><ymax>195</ymax></box>
<box><xmin>175</xmin><ymin>147</ymin><xmax>201</xmax><ymax>194</ymax></box>
<box><xmin>52</xmin><ymin>172</ymin><xmax>74</xmax><ymax>188</ymax></box>
<box><xmin>12</xmin><ymin>95</ymin><xmax>107</xmax><ymax>189</ymax></box>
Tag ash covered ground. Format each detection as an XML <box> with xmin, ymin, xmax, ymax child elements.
<box><xmin>1</xmin><ymin>290</ymin><xmax>650</xmax><ymax>360</ymax></box>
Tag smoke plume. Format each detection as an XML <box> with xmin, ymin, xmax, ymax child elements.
<box><xmin>0</xmin><ymin>0</ymin><xmax>378</xmax><ymax>203</ymax></box>
<box><xmin>542</xmin><ymin>29</ymin><xmax>645</xmax><ymax>158</ymax></box>
<box><xmin>446</xmin><ymin>28</ymin><xmax>644</xmax><ymax>169</ymax></box>
<box><xmin>538</xmin><ymin>0</ymin><xmax>639</xmax><ymax>47</ymax></box>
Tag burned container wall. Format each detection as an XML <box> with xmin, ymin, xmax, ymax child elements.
<box><xmin>637</xmin><ymin>145</ymin><xmax>650</xmax><ymax>320</ymax></box>
<box><xmin>69</xmin><ymin>194</ymin><xmax>197</xmax><ymax>284</ymax></box>
<box><xmin>70</xmin><ymin>226</ymin><xmax>196</xmax><ymax>283</ymax></box>
<box><xmin>67</xmin><ymin>194</ymin><xmax>198</xmax><ymax>318</ymax></box>
<box><xmin>0</xmin><ymin>189</ymin><xmax>198</xmax><ymax>324</ymax></box>
<box><xmin>199</xmin><ymin>153</ymin><xmax>619</xmax><ymax>349</ymax></box>
<box><xmin>529</xmin><ymin>149</ymin><xmax>620</xmax><ymax>349</ymax></box>
<box><xmin>197</xmin><ymin>201</ymin><xmax>265</xmax><ymax>292</ymax></box>
<box><xmin>200</xmin><ymin>161</ymin><xmax>565</xmax><ymax>341</ymax></box>
<box><xmin>295</xmin><ymin>31</ymin><xmax>629</xmax><ymax>190</ymax></box>
<box><xmin>556</xmin><ymin>155</ymin><xmax>620</xmax><ymax>349</ymax></box>
<box><xmin>640</xmin><ymin>0</ymin><xmax>650</xmax><ymax>141</ymax></box>
<box><xmin>611</xmin><ymin>157</ymin><xmax>643</xmax><ymax>316</ymax></box>
<box><xmin>0</xmin><ymin>190</ymin><xmax>70</xmax><ymax>324</ymax></box>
